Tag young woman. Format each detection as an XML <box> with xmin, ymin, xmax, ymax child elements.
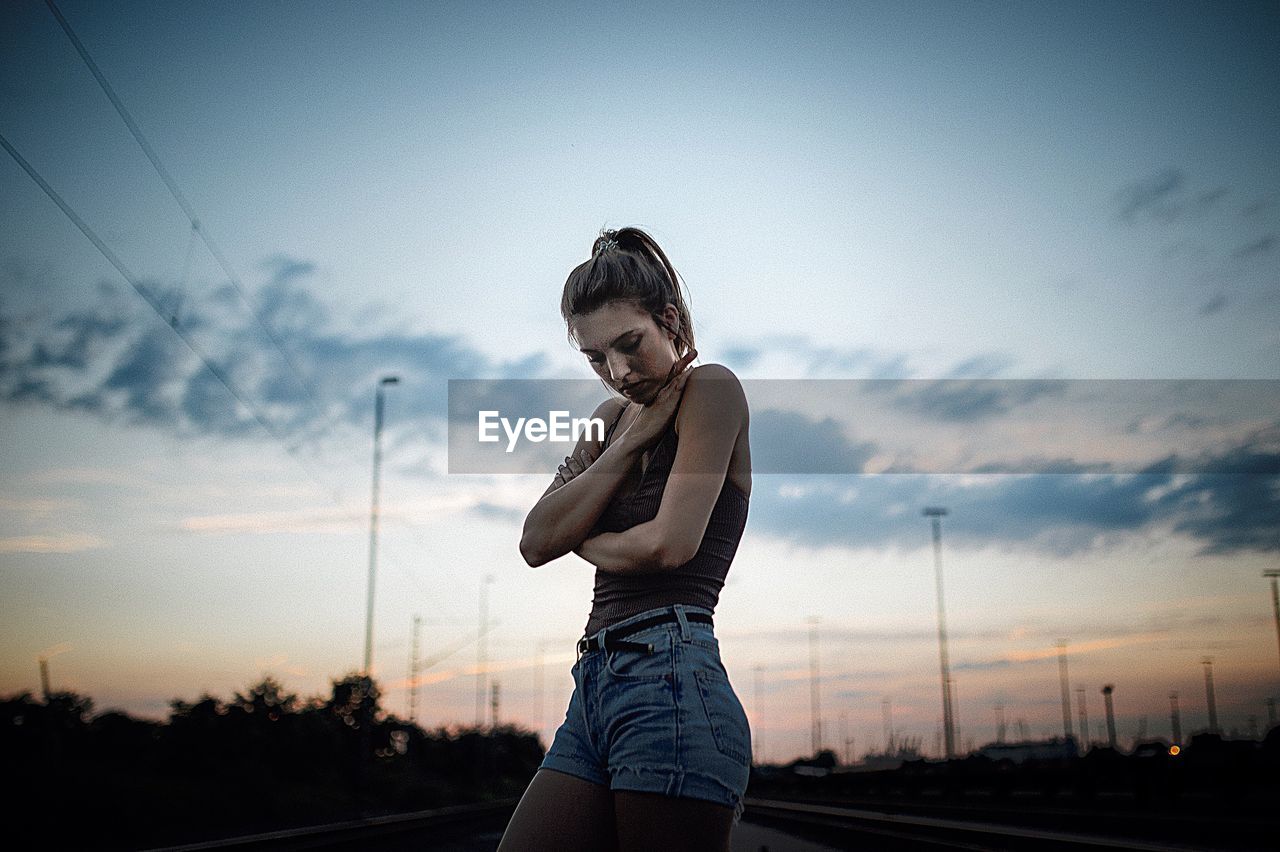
<box><xmin>499</xmin><ymin>227</ymin><xmax>753</xmax><ymax>852</ymax></box>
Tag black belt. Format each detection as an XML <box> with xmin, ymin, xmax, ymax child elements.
<box><xmin>577</xmin><ymin>611</ymin><xmax>714</xmax><ymax>656</ymax></box>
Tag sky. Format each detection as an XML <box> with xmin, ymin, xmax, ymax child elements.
<box><xmin>2</xmin><ymin>0</ymin><xmax>1278</xmax><ymax>763</ymax></box>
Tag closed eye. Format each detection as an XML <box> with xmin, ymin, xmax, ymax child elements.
<box><xmin>584</xmin><ymin>334</ymin><xmax>640</xmax><ymax>364</ymax></box>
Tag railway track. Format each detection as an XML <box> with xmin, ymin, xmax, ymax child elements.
<box><xmin>741</xmin><ymin>798</ymin><xmax>1274</xmax><ymax>851</ymax></box>
<box><xmin>141</xmin><ymin>799</ymin><xmax>518</xmax><ymax>852</ymax></box>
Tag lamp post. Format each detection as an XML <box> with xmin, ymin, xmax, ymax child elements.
<box><xmin>808</xmin><ymin>616</ymin><xmax>821</xmax><ymax>756</ymax></box>
<box><xmin>752</xmin><ymin>664</ymin><xmax>765</xmax><ymax>765</ymax></box>
<box><xmin>1265</xmin><ymin>570</ymin><xmax>1280</xmax><ymax>677</ymax></box>
<box><xmin>1102</xmin><ymin>684</ymin><xmax>1117</xmax><ymax>750</ymax></box>
<box><xmin>477</xmin><ymin>573</ymin><xmax>495</xmax><ymax>728</ymax></box>
<box><xmin>1202</xmin><ymin>658</ymin><xmax>1219</xmax><ymax>735</ymax></box>
<box><xmin>924</xmin><ymin>506</ymin><xmax>956</xmax><ymax>759</ymax></box>
<box><xmin>364</xmin><ymin>375</ymin><xmax>399</xmax><ymax>676</ymax></box>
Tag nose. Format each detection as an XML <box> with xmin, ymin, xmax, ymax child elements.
<box><xmin>605</xmin><ymin>351</ymin><xmax>631</xmax><ymax>383</ymax></box>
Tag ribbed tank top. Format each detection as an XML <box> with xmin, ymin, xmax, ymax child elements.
<box><xmin>582</xmin><ymin>403</ymin><xmax>750</xmax><ymax>636</ymax></box>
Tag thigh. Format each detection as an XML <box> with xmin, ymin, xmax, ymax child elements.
<box><xmin>497</xmin><ymin>767</ymin><xmax>618</xmax><ymax>852</ymax></box>
<box><xmin>613</xmin><ymin>789</ymin><xmax>734</xmax><ymax>852</ymax></box>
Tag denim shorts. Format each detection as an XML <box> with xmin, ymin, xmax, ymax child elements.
<box><xmin>538</xmin><ymin>604</ymin><xmax>751</xmax><ymax>825</ymax></box>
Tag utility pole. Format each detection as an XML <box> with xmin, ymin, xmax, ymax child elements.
<box><xmin>1077</xmin><ymin>686</ymin><xmax>1090</xmax><ymax>750</ymax></box>
<box><xmin>490</xmin><ymin>679</ymin><xmax>500</xmax><ymax>728</ymax></box>
<box><xmin>408</xmin><ymin>615</ymin><xmax>422</xmax><ymax>724</ymax></box>
<box><xmin>1102</xmin><ymin>684</ymin><xmax>1117</xmax><ymax>750</ymax></box>
<box><xmin>533</xmin><ymin>640</ymin><xmax>546</xmax><ymax>746</ymax></box>
<box><xmin>476</xmin><ymin>574</ymin><xmax>495</xmax><ymax>728</ymax></box>
<box><xmin>38</xmin><ymin>657</ymin><xmax>50</xmax><ymax>701</ymax></box>
<box><xmin>1057</xmin><ymin>640</ymin><xmax>1074</xmax><ymax>746</ymax></box>
<box><xmin>364</xmin><ymin>375</ymin><xmax>399</xmax><ymax>676</ymax></box>
<box><xmin>924</xmin><ymin>507</ymin><xmax>955</xmax><ymax>759</ymax></box>
<box><xmin>808</xmin><ymin>616</ymin><xmax>821</xmax><ymax>756</ymax></box>
<box><xmin>1202</xmin><ymin>658</ymin><xmax>1219</xmax><ymax>735</ymax></box>
<box><xmin>1170</xmin><ymin>692</ymin><xmax>1182</xmax><ymax>747</ymax></box>
<box><xmin>752</xmin><ymin>664</ymin><xmax>765</xmax><ymax>765</ymax></box>
<box><xmin>1265</xmin><ymin>570</ymin><xmax>1280</xmax><ymax>676</ymax></box>
<box><xmin>882</xmin><ymin>697</ymin><xmax>894</xmax><ymax>753</ymax></box>
<box><xmin>361</xmin><ymin>375</ymin><xmax>397</xmax><ymax>795</ymax></box>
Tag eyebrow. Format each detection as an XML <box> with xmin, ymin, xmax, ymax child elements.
<box><xmin>579</xmin><ymin>327</ymin><xmax>643</xmax><ymax>353</ymax></box>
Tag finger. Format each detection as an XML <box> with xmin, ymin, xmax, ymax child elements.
<box><xmin>663</xmin><ymin>349</ymin><xmax>698</xmax><ymax>385</ymax></box>
<box><xmin>565</xmin><ymin>456</ymin><xmax>584</xmax><ymax>475</ymax></box>
<box><xmin>578</xmin><ymin>447</ymin><xmax>596</xmax><ymax>466</ymax></box>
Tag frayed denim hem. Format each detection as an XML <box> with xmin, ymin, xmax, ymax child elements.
<box><xmin>608</xmin><ymin>763</ymin><xmax>746</xmax><ymax>824</ymax></box>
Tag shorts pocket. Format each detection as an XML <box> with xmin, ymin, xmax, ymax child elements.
<box><xmin>693</xmin><ymin>669</ymin><xmax>751</xmax><ymax>764</ymax></box>
<box><xmin>603</xmin><ymin>630</ymin><xmax>674</xmax><ymax>681</ymax></box>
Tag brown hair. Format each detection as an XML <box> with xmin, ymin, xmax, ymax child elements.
<box><xmin>561</xmin><ymin>226</ymin><xmax>696</xmax><ymax>358</ymax></box>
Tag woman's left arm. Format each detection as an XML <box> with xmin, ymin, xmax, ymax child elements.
<box><xmin>574</xmin><ymin>364</ymin><xmax>746</xmax><ymax>574</ymax></box>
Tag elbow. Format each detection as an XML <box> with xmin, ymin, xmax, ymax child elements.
<box><xmin>653</xmin><ymin>536</ymin><xmax>698</xmax><ymax>572</ymax></box>
<box><xmin>519</xmin><ymin>528</ymin><xmax>551</xmax><ymax>568</ymax></box>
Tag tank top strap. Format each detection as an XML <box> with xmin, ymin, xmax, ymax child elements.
<box><xmin>602</xmin><ymin>402</ymin><xmax>626</xmax><ymax>450</ymax></box>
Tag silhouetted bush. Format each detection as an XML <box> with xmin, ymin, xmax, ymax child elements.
<box><xmin>2</xmin><ymin>675</ymin><xmax>543</xmax><ymax>849</ymax></box>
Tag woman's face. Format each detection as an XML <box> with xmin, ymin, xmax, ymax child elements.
<box><xmin>572</xmin><ymin>300</ymin><xmax>680</xmax><ymax>403</ymax></box>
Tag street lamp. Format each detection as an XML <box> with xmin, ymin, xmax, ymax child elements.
<box><xmin>808</xmin><ymin>616</ymin><xmax>821</xmax><ymax>756</ymax></box>
<box><xmin>1265</xmin><ymin>570</ymin><xmax>1280</xmax><ymax>677</ymax></box>
<box><xmin>923</xmin><ymin>506</ymin><xmax>956</xmax><ymax>759</ymax></box>
<box><xmin>364</xmin><ymin>375</ymin><xmax>399</xmax><ymax>675</ymax></box>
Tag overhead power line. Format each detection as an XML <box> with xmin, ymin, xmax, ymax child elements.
<box><xmin>44</xmin><ymin>0</ymin><xmax>338</xmax><ymax>446</ymax></box>
<box><xmin>0</xmin><ymin>130</ymin><xmax>338</xmax><ymax>503</ymax></box>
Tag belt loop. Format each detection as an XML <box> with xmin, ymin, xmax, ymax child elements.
<box><xmin>674</xmin><ymin>604</ymin><xmax>691</xmax><ymax>642</ymax></box>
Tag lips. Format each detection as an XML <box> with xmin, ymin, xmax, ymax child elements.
<box><xmin>620</xmin><ymin>381</ymin><xmax>648</xmax><ymax>397</ymax></box>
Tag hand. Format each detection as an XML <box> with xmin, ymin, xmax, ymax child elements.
<box><xmin>618</xmin><ymin>348</ymin><xmax>698</xmax><ymax>451</ymax></box>
<box><xmin>547</xmin><ymin>446</ymin><xmax>597</xmax><ymax>493</ymax></box>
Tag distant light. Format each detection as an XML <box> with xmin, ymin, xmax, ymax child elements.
<box><xmin>1169</xmin><ymin>745</ymin><xmax>1181</xmax><ymax>756</ymax></box>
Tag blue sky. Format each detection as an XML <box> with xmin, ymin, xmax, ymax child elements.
<box><xmin>2</xmin><ymin>0</ymin><xmax>1278</xmax><ymax>761</ymax></box>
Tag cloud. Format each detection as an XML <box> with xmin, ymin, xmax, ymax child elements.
<box><xmin>944</xmin><ymin>353</ymin><xmax>1017</xmax><ymax>379</ymax></box>
<box><xmin>746</xmin><ymin>436</ymin><xmax>1280</xmax><ymax>556</ymax></box>
<box><xmin>0</xmin><ymin>259</ymin><xmax>523</xmax><ymax>444</ymax></box>
<box><xmin>1233</xmin><ymin>234</ymin><xmax>1275</xmax><ymax>258</ymax></box>
<box><xmin>1116</xmin><ymin>168</ymin><xmax>1184</xmax><ymax>223</ymax></box>
<box><xmin>0</xmin><ymin>533</ymin><xmax>107</xmax><ymax>553</ymax></box>
<box><xmin>5</xmin><ymin>262</ymin><xmax>1277</xmax><ymax>556</ymax></box>
<box><xmin>721</xmin><ymin>345</ymin><xmax>762</xmax><ymax>369</ymax></box>
<box><xmin>723</xmin><ymin>335</ymin><xmax>921</xmax><ymax>379</ymax></box>
<box><xmin>878</xmin><ymin>379</ymin><xmax>1068</xmax><ymax>424</ymax></box>
<box><xmin>750</xmin><ymin>408</ymin><xmax>880</xmax><ymax>474</ymax></box>
<box><xmin>1199</xmin><ymin>294</ymin><xmax>1227</xmax><ymax>316</ymax></box>
<box><xmin>954</xmin><ymin>632</ymin><xmax>1168</xmax><ymax>671</ymax></box>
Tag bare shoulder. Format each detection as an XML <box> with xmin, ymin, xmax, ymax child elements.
<box><xmin>685</xmin><ymin>363</ymin><xmax>747</xmax><ymax>403</ymax></box>
<box><xmin>676</xmin><ymin>363</ymin><xmax>748</xmax><ymax>434</ymax></box>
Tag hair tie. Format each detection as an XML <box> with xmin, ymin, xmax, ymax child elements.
<box><xmin>594</xmin><ymin>233</ymin><xmax>618</xmax><ymax>256</ymax></box>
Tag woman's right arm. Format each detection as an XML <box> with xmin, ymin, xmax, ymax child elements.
<box><xmin>520</xmin><ymin>351</ymin><xmax>696</xmax><ymax>567</ymax></box>
<box><xmin>519</xmin><ymin>398</ymin><xmax>640</xmax><ymax>567</ymax></box>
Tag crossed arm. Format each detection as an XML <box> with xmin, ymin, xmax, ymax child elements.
<box><xmin>522</xmin><ymin>365</ymin><xmax>746</xmax><ymax>575</ymax></box>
